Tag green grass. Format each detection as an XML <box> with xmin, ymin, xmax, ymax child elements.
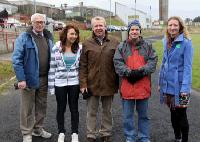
<box><xmin>190</xmin><ymin>34</ymin><xmax>200</xmax><ymax>90</ymax></box>
<box><xmin>0</xmin><ymin>61</ymin><xmax>14</xmax><ymax>83</ymax></box>
<box><xmin>54</xmin><ymin>30</ymin><xmax>122</xmax><ymax>43</ymax></box>
<box><xmin>53</xmin><ymin>27</ymin><xmax>164</xmax><ymax>44</ymax></box>
<box><xmin>80</xmin><ymin>30</ymin><xmax>91</xmax><ymax>42</ymax></box>
<box><xmin>54</xmin><ymin>29</ymin><xmax>160</xmax><ymax>43</ymax></box>
<box><xmin>153</xmin><ymin>34</ymin><xmax>200</xmax><ymax>90</ymax></box>
<box><xmin>105</xmin><ymin>17</ymin><xmax>125</xmax><ymax>26</ymax></box>
<box><xmin>0</xmin><ymin>61</ymin><xmax>15</xmax><ymax>93</ymax></box>
<box><xmin>142</xmin><ymin>29</ymin><xmax>164</xmax><ymax>38</ymax></box>
<box><xmin>53</xmin><ymin>32</ymin><xmax>59</xmax><ymax>42</ymax></box>
<box><xmin>54</xmin><ymin>30</ymin><xmax>92</xmax><ymax>43</ymax></box>
<box><xmin>153</xmin><ymin>40</ymin><xmax>163</xmax><ymax>66</ymax></box>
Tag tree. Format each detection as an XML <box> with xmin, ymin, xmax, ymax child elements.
<box><xmin>185</xmin><ymin>18</ymin><xmax>192</xmax><ymax>23</ymax></box>
<box><xmin>193</xmin><ymin>16</ymin><xmax>200</xmax><ymax>22</ymax></box>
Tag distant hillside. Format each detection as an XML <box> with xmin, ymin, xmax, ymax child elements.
<box><xmin>105</xmin><ymin>16</ymin><xmax>125</xmax><ymax>26</ymax></box>
<box><xmin>63</xmin><ymin>16</ymin><xmax>126</xmax><ymax>30</ymax></box>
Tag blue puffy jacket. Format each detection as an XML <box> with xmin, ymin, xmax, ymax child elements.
<box><xmin>12</xmin><ymin>27</ymin><xmax>54</xmax><ymax>89</ymax></box>
<box><xmin>159</xmin><ymin>33</ymin><xmax>193</xmax><ymax>105</ymax></box>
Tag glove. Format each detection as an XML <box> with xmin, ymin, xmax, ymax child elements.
<box><xmin>82</xmin><ymin>89</ymin><xmax>93</xmax><ymax>100</ymax></box>
<box><xmin>129</xmin><ymin>69</ymin><xmax>144</xmax><ymax>78</ymax></box>
<box><xmin>127</xmin><ymin>68</ymin><xmax>145</xmax><ymax>84</ymax></box>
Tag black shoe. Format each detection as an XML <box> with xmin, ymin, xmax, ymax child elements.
<box><xmin>86</xmin><ymin>137</ymin><xmax>96</xmax><ymax>142</ymax></box>
<box><xmin>99</xmin><ymin>136</ymin><xmax>112</xmax><ymax>142</ymax></box>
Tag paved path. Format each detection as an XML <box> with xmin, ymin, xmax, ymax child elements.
<box><xmin>0</xmin><ymin>52</ymin><xmax>12</xmax><ymax>61</ymax></box>
<box><xmin>0</xmin><ymin>70</ymin><xmax>200</xmax><ymax>142</ymax></box>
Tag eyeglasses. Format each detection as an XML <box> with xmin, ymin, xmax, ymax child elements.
<box><xmin>33</xmin><ymin>21</ymin><xmax>45</xmax><ymax>24</ymax></box>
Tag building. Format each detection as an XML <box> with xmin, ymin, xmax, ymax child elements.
<box><xmin>159</xmin><ymin>0</ymin><xmax>168</xmax><ymax>23</ymax></box>
<box><xmin>8</xmin><ymin>0</ymin><xmax>65</xmax><ymax>19</ymax></box>
<box><xmin>127</xmin><ymin>9</ymin><xmax>151</xmax><ymax>28</ymax></box>
<box><xmin>65</xmin><ymin>4</ymin><xmax>113</xmax><ymax>18</ymax></box>
<box><xmin>115</xmin><ymin>2</ymin><xmax>150</xmax><ymax>28</ymax></box>
<box><xmin>0</xmin><ymin>0</ymin><xmax>18</xmax><ymax>15</ymax></box>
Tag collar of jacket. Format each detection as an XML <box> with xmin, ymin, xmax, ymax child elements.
<box><xmin>173</xmin><ymin>33</ymin><xmax>184</xmax><ymax>42</ymax></box>
<box><xmin>92</xmin><ymin>30</ymin><xmax>110</xmax><ymax>45</ymax></box>
<box><xmin>163</xmin><ymin>33</ymin><xmax>184</xmax><ymax>43</ymax></box>
<box><xmin>163</xmin><ymin>33</ymin><xmax>185</xmax><ymax>49</ymax></box>
<box><xmin>26</xmin><ymin>26</ymin><xmax>53</xmax><ymax>41</ymax></box>
<box><xmin>127</xmin><ymin>36</ymin><xmax>144</xmax><ymax>49</ymax></box>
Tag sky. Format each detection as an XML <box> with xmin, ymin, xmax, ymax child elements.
<box><xmin>9</xmin><ymin>0</ymin><xmax>200</xmax><ymax>20</ymax></box>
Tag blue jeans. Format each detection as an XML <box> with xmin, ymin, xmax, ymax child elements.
<box><xmin>122</xmin><ymin>99</ymin><xmax>150</xmax><ymax>142</ymax></box>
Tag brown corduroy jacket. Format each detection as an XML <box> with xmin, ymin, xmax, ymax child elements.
<box><xmin>79</xmin><ymin>34</ymin><xmax>119</xmax><ymax>96</ymax></box>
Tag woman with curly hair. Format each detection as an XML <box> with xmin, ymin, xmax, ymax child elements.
<box><xmin>159</xmin><ymin>16</ymin><xmax>193</xmax><ymax>142</ymax></box>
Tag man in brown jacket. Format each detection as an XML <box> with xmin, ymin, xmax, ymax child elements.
<box><xmin>79</xmin><ymin>16</ymin><xmax>119</xmax><ymax>142</ymax></box>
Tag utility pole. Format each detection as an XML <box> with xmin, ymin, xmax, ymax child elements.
<box><xmin>33</xmin><ymin>0</ymin><xmax>36</xmax><ymax>13</ymax></box>
<box><xmin>134</xmin><ymin>0</ymin><xmax>136</xmax><ymax>20</ymax></box>
<box><xmin>50</xmin><ymin>5</ymin><xmax>52</xmax><ymax>18</ymax></box>
<box><xmin>150</xmin><ymin>5</ymin><xmax>152</xmax><ymax>28</ymax></box>
<box><xmin>79</xmin><ymin>2</ymin><xmax>83</xmax><ymax>17</ymax></box>
<box><xmin>109</xmin><ymin>0</ymin><xmax>111</xmax><ymax>29</ymax></box>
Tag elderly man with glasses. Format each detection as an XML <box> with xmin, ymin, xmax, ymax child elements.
<box><xmin>12</xmin><ymin>13</ymin><xmax>54</xmax><ymax>142</ymax></box>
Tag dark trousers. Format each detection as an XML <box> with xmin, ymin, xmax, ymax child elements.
<box><xmin>55</xmin><ymin>85</ymin><xmax>79</xmax><ymax>134</ymax></box>
<box><xmin>170</xmin><ymin>108</ymin><xmax>189</xmax><ymax>142</ymax></box>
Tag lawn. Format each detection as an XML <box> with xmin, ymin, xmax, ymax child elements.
<box><xmin>0</xmin><ymin>61</ymin><xmax>15</xmax><ymax>93</ymax></box>
<box><xmin>0</xmin><ymin>61</ymin><xmax>14</xmax><ymax>83</ymax></box>
<box><xmin>53</xmin><ymin>27</ymin><xmax>166</xmax><ymax>43</ymax></box>
<box><xmin>105</xmin><ymin>17</ymin><xmax>125</xmax><ymax>26</ymax></box>
<box><xmin>153</xmin><ymin>34</ymin><xmax>200</xmax><ymax>90</ymax></box>
<box><xmin>54</xmin><ymin>30</ymin><xmax>91</xmax><ymax>43</ymax></box>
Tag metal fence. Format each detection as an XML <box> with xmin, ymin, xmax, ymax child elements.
<box><xmin>0</xmin><ymin>30</ymin><xmax>18</xmax><ymax>54</ymax></box>
<box><xmin>0</xmin><ymin>24</ymin><xmax>28</xmax><ymax>54</ymax></box>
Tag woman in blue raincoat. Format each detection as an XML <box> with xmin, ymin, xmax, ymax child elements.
<box><xmin>159</xmin><ymin>16</ymin><xmax>193</xmax><ymax>142</ymax></box>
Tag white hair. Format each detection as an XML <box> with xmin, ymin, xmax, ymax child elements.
<box><xmin>31</xmin><ymin>13</ymin><xmax>46</xmax><ymax>23</ymax></box>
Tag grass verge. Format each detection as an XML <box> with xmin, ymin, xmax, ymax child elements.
<box><xmin>54</xmin><ymin>30</ymin><xmax>92</xmax><ymax>43</ymax></box>
<box><xmin>0</xmin><ymin>61</ymin><xmax>15</xmax><ymax>94</ymax></box>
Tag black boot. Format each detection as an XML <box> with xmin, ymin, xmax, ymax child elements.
<box><xmin>86</xmin><ymin>137</ymin><xmax>96</xmax><ymax>142</ymax></box>
<box><xmin>99</xmin><ymin>136</ymin><xmax>112</xmax><ymax>142</ymax></box>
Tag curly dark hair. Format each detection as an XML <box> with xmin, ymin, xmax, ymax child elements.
<box><xmin>59</xmin><ymin>24</ymin><xmax>80</xmax><ymax>53</ymax></box>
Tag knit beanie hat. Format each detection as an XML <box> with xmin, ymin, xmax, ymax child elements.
<box><xmin>128</xmin><ymin>20</ymin><xmax>141</xmax><ymax>33</ymax></box>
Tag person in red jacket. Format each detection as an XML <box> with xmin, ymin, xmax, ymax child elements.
<box><xmin>113</xmin><ymin>20</ymin><xmax>157</xmax><ymax>142</ymax></box>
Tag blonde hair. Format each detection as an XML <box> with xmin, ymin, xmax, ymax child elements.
<box><xmin>91</xmin><ymin>16</ymin><xmax>106</xmax><ymax>27</ymax></box>
<box><xmin>166</xmin><ymin>16</ymin><xmax>190</xmax><ymax>39</ymax></box>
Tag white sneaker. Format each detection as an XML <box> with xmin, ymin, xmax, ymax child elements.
<box><xmin>23</xmin><ymin>135</ymin><xmax>32</xmax><ymax>142</ymax></box>
<box><xmin>32</xmin><ymin>129</ymin><xmax>52</xmax><ymax>138</ymax></box>
<box><xmin>175</xmin><ymin>139</ymin><xmax>182</xmax><ymax>142</ymax></box>
<box><xmin>71</xmin><ymin>133</ymin><xmax>79</xmax><ymax>142</ymax></box>
<box><xmin>58</xmin><ymin>133</ymin><xmax>65</xmax><ymax>142</ymax></box>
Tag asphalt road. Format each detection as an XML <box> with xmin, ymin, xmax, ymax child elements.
<box><xmin>0</xmin><ymin>70</ymin><xmax>200</xmax><ymax>142</ymax></box>
<box><xmin>0</xmin><ymin>53</ymin><xmax>12</xmax><ymax>61</ymax></box>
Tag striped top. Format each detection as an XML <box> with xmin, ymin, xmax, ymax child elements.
<box><xmin>48</xmin><ymin>41</ymin><xmax>82</xmax><ymax>95</ymax></box>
